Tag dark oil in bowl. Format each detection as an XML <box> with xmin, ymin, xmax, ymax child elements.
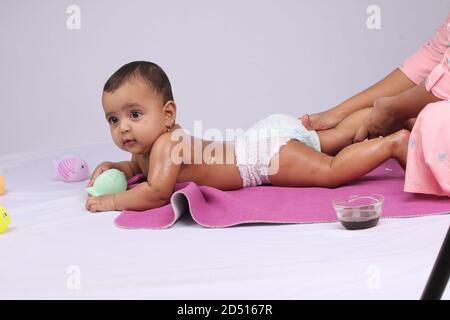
<box><xmin>339</xmin><ymin>206</ymin><xmax>380</xmax><ymax>230</ymax></box>
<box><xmin>340</xmin><ymin>217</ymin><xmax>379</xmax><ymax>230</ymax></box>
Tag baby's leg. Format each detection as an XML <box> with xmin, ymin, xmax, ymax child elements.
<box><xmin>316</xmin><ymin>108</ymin><xmax>372</xmax><ymax>156</ymax></box>
<box><xmin>269</xmin><ymin>129</ymin><xmax>409</xmax><ymax>188</ymax></box>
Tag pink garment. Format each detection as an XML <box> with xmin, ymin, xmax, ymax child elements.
<box><xmin>401</xmin><ymin>14</ymin><xmax>450</xmax><ymax>197</ymax></box>
<box><xmin>404</xmin><ymin>101</ymin><xmax>450</xmax><ymax>197</ymax></box>
<box><xmin>400</xmin><ymin>13</ymin><xmax>450</xmax><ymax>100</ymax></box>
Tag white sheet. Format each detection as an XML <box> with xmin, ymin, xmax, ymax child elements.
<box><xmin>0</xmin><ymin>142</ymin><xmax>449</xmax><ymax>299</ymax></box>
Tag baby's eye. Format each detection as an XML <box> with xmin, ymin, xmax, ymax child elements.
<box><xmin>131</xmin><ymin>111</ymin><xmax>142</xmax><ymax>119</ymax></box>
<box><xmin>108</xmin><ymin>116</ymin><xmax>118</xmax><ymax>125</ymax></box>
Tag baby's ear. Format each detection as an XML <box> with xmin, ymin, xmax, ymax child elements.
<box><xmin>163</xmin><ymin>100</ymin><xmax>176</xmax><ymax>120</ymax></box>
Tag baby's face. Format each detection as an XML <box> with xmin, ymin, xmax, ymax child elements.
<box><xmin>102</xmin><ymin>76</ymin><xmax>174</xmax><ymax>156</ymax></box>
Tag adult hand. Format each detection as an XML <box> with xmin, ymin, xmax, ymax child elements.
<box><xmin>300</xmin><ymin>110</ymin><xmax>346</xmax><ymax>131</ymax></box>
<box><xmin>354</xmin><ymin>97</ymin><xmax>406</xmax><ymax>142</ymax></box>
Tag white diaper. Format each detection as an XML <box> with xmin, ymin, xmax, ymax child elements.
<box><xmin>234</xmin><ymin>114</ymin><xmax>321</xmax><ymax>187</ymax></box>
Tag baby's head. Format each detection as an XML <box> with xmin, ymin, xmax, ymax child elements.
<box><xmin>102</xmin><ymin>61</ymin><xmax>176</xmax><ymax>155</ymax></box>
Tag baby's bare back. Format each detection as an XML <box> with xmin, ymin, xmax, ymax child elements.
<box><xmin>138</xmin><ymin>131</ymin><xmax>243</xmax><ymax>190</ymax></box>
<box><xmin>181</xmin><ymin>136</ymin><xmax>243</xmax><ymax>190</ymax></box>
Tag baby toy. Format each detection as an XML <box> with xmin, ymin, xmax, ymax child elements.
<box><xmin>53</xmin><ymin>155</ymin><xmax>90</xmax><ymax>182</ymax></box>
<box><xmin>0</xmin><ymin>206</ymin><xmax>10</xmax><ymax>234</ymax></box>
<box><xmin>0</xmin><ymin>176</ymin><xmax>4</xmax><ymax>195</ymax></box>
<box><xmin>86</xmin><ymin>169</ymin><xmax>127</xmax><ymax>197</ymax></box>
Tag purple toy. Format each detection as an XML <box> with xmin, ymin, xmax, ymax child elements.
<box><xmin>53</xmin><ymin>155</ymin><xmax>90</xmax><ymax>182</ymax></box>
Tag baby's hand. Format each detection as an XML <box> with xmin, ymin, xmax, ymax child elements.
<box><xmin>85</xmin><ymin>194</ymin><xmax>116</xmax><ymax>213</ymax></box>
<box><xmin>87</xmin><ymin>162</ymin><xmax>113</xmax><ymax>187</ymax></box>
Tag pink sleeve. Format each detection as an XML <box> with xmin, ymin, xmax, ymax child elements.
<box><xmin>399</xmin><ymin>14</ymin><xmax>450</xmax><ymax>84</ymax></box>
<box><xmin>424</xmin><ymin>47</ymin><xmax>450</xmax><ymax>100</ymax></box>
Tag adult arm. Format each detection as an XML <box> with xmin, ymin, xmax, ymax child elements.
<box><xmin>302</xmin><ymin>13</ymin><xmax>449</xmax><ymax>131</ymax></box>
<box><xmin>353</xmin><ymin>82</ymin><xmax>442</xmax><ymax>142</ymax></box>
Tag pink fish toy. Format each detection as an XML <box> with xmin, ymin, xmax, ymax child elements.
<box><xmin>53</xmin><ymin>155</ymin><xmax>90</xmax><ymax>182</ymax></box>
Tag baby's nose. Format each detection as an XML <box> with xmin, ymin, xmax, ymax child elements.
<box><xmin>119</xmin><ymin>120</ymin><xmax>131</xmax><ymax>132</ymax></box>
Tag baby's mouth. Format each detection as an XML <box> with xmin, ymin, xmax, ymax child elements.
<box><xmin>123</xmin><ymin>139</ymin><xmax>137</xmax><ymax>147</ymax></box>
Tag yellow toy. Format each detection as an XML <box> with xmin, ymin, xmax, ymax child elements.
<box><xmin>0</xmin><ymin>206</ymin><xmax>10</xmax><ymax>233</ymax></box>
<box><xmin>0</xmin><ymin>176</ymin><xmax>4</xmax><ymax>195</ymax></box>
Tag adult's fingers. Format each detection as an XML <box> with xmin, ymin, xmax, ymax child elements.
<box><xmin>354</xmin><ymin>123</ymin><xmax>369</xmax><ymax>143</ymax></box>
<box><xmin>368</xmin><ymin>130</ymin><xmax>382</xmax><ymax>140</ymax></box>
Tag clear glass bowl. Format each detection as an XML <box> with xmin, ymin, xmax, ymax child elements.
<box><xmin>332</xmin><ymin>194</ymin><xmax>384</xmax><ymax>230</ymax></box>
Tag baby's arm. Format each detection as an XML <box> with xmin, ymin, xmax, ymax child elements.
<box><xmin>87</xmin><ymin>155</ymin><xmax>140</xmax><ymax>187</ymax></box>
<box><xmin>111</xmin><ymin>159</ymin><xmax>140</xmax><ymax>180</ymax></box>
<box><xmin>112</xmin><ymin>134</ymin><xmax>181</xmax><ymax>211</ymax></box>
<box><xmin>352</xmin><ymin>81</ymin><xmax>443</xmax><ymax>142</ymax></box>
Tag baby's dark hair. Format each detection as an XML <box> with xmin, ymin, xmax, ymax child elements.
<box><xmin>103</xmin><ymin>61</ymin><xmax>174</xmax><ymax>103</ymax></box>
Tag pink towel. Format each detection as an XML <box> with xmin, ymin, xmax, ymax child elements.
<box><xmin>115</xmin><ymin>159</ymin><xmax>450</xmax><ymax>229</ymax></box>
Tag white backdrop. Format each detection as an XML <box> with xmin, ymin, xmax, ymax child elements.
<box><xmin>1</xmin><ymin>0</ymin><xmax>449</xmax><ymax>155</ymax></box>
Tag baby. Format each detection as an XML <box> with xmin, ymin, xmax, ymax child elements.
<box><xmin>85</xmin><ymin>61</ymin><xmax>410</xmax><ymax>213</ymax></box>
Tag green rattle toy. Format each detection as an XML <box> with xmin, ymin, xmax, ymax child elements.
<box><xmin>86</xmin><ymin>169</ymin><xmax>127</xmax><ymax>197</ymax></box>
<box><xmin>0</xmin><ymin>206</ymin><xmax>10</xmax><ymax>234</ymax></box>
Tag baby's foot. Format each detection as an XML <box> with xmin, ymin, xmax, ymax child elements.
<box><xmin>391</xmin><ymin>129</ymin><xmax>410</xmax><ymax>170</ymax></box>
<box><xmin>300</xmin><ymin>111</ymin><xmax>344</xmax><ymax>131</ymax></box>
<box><xmin>300</xmin><ymin>114</ymin><xmax>311</xmax><ymax>129</ymax></box>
